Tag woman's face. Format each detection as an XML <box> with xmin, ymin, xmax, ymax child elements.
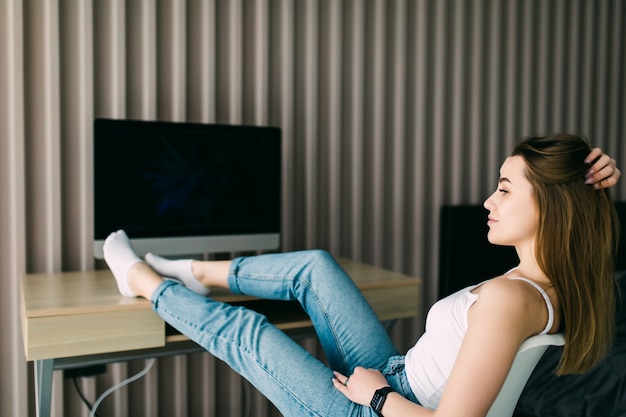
<box><xmin>483</xmin><ymin>156</ymin><xmax>539</xmax><ymax>249</ymax></box>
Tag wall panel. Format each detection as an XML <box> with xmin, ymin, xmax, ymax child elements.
<box><xmin>0</xmin><ymin>2</ymin><xmax>28</xmax><ymax>417</ymax></box>
<box><xmin>2</xmin><ymin>0</ymin><xmax>624</xmax><ymax>416</ymax></box>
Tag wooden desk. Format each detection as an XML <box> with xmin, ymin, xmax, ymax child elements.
<box><xmin>21</xmin><ymin>258</ymin><xmax>420</xmax><ymax>417</ymax></box>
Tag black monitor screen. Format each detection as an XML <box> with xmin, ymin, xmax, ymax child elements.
<box><xmin>94</xmin><ymin>119</ymin><xmax>281</xmax><ymax>243</ymax></box>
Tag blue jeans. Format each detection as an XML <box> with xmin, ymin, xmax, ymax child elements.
<box><xmin>151</xmin><ymin>250</ymin><xmax>419</xmax><ymax>416</ymax></box>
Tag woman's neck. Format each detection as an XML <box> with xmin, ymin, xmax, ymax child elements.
<box><xmin>514</xmin><ymin>244</ymin><xmax>551</xmax><ymax>285</ymax></box>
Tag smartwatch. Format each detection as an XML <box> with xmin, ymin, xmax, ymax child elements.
<box><xmin>370</xmin><ymin>386</ymin><xmax>395</xmax><ymax>416</ymax></box>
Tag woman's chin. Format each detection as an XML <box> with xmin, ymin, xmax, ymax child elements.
<box><xmin>486</xmin><ymin>233</ymin><xmax>505</xmax><ymax>246</ymax></box>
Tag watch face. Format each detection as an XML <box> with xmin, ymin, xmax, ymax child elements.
<box><xmin>370</xmin><ymin>386</ymin><xmax>393</xmax><ymax>414</ymax></box>
<box><xmin>372</xmin><ymin>393</ymin><xmax>384</xmax><ymax>410</ymax></box>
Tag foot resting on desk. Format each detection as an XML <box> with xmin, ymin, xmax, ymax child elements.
<box><xmin>102</xmin><ymin>230</ymin><xmax>141</xmax><ymax>297</ymax></box>
<box><xmin>144</xmin><ymin>253</ymin><xmax>210</xmax><ymax>296</ymax></box>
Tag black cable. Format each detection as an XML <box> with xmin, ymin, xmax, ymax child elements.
<box><xmin>72</xmin><ymin>377</ymin><xmax>100</xmax><ymax>417</ymax></box>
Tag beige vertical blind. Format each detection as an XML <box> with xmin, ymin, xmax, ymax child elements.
<box><xmin>1</xmin><ymin>0</ymin><xmax>624</xmax><ymax>416</ymax></box>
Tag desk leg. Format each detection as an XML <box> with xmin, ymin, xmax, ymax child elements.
<box><xmin>34</xmin><ymin>359</ymin><xmax>54</xmax><ymax>417</ymax></box>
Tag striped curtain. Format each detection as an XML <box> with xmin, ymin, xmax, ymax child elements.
<box><xmin>1</xmin><ymin>0</ymin><xmax>624</xmax><ymax>416</ymax></box>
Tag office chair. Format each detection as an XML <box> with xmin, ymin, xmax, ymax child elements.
<box><xmin>486</xmin><ymin>333</ymin><xmax>565</xmax><ymax>417</ymax></box>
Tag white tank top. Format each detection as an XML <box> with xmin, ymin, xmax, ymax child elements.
<box><xmin>404</xmin><ymin>276</ymin><xmax>555</xmax><ymax>409</ymax></box>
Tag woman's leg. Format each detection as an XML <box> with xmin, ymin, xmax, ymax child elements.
<box><xmin>225</xmin><ymin>250</ymin><xmax>400</xmax><ymax>374</ymax></box>
<box><xmin>148</xmin><ymin>249</ymin><xmax>399</xmax><ymax>373</ymax></box>
<box><xmin>153</xmin><ymin>280</ymin><xmax>361</xmax><ymax>416</ymax></box>
<box><xmin>104</xmin><ymin>232</ymin><xmax>362</xmax><ymax>416</ymax></box>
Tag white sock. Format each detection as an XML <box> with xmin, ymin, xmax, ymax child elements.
<box><xmin>102</xmin><ymin>230</ymin><xmax>141</xmax><ymax>297</ymax></box>
<box><xmin>144</xmin><ymin>252</ymin><xmax>210</xmax><ymax>296</ymax></box>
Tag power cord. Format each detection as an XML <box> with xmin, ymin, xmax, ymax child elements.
<box><xmin>72</xmin><ymin>377</ymin><xmax>100</xmax><ymax>417</ymax></box>
<box><xmin>74</xmin><ymin>358</ymin><xmax>252</xmax><ymax>416</ymax></box>
<box><xmin>84</xmin><ymin>359</ymin><xmax>156</xmax><ymax>417</ymax></box>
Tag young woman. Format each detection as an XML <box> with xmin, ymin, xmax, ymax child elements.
<box><xmin>103</xmin><ymin>135</ymin><xmax>620</xmax><ymax>417</ymax></box>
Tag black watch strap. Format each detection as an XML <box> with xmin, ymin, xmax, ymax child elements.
<box><xmin>370</xmin><ymin>386</ymin><xmax>395</xmax><ymax>416</ymax></box>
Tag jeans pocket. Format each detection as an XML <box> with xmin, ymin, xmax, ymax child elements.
<box><xmin>381</xmin><ymin>355</ymin><xmax>420</xmax><ymax>405</ymax></box>
<box><xmin>382</xmin><ymin>355</ymin><xmax>406</xmax><ymax>375</ymax></box>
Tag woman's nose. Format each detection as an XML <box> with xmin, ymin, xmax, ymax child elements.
<box><xmin>483</xmin><ymin>192</ymin><xmax>496</xmax><ymax>211</ymax></box>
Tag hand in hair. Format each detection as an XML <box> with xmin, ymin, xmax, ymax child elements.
<box><xmin>585</xmin><ymin>148</ymin><xmax>621</xmax><ymax>189</ymax></box>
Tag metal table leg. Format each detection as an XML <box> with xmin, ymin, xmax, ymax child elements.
<box><xmin>34</xmin><ymin>359</ymin><xmax>54</xmax><ymax>417</ymax></box>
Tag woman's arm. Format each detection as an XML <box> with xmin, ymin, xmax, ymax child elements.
<box><xmin>333</xmin><ymin>367</ymin><xmax>433</xmax><ymax>416</ymax></box>
<box><xmin>333</xmin><ymin>279</ymin><xmax>540</xmax><ymax>417</ymax></box>
<box><xmin>433</xmin><ymin>280</ymin><xmax>540</xmax><ymax>417</ymax></box>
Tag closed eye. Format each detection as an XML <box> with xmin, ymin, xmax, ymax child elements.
<box><xmin>498</xmin><ymin>189</ymin><xmax>508</xmax><ymax>194</ymax></box>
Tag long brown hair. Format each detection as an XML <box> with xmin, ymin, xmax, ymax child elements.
<box><xmin>512</xmin><ymin>134</ymin><xmax>619</xmax><ymax>375</ymax></box>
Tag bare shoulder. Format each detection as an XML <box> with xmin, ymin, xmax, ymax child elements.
<box><xmin>473</xmin><ymin>277</ymin><xmax>532</xmax><ymax>307</ymax></box>
<box><xmin>469</xmin><ymin>277</ymin><xmax>546</xmax><ymax>334</ymax></box>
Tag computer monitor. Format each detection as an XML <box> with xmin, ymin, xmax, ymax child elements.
<box><xmin>93</xmin><ymin>119</ymin><xmax>281</xmax><ymax>259</ymax></box>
